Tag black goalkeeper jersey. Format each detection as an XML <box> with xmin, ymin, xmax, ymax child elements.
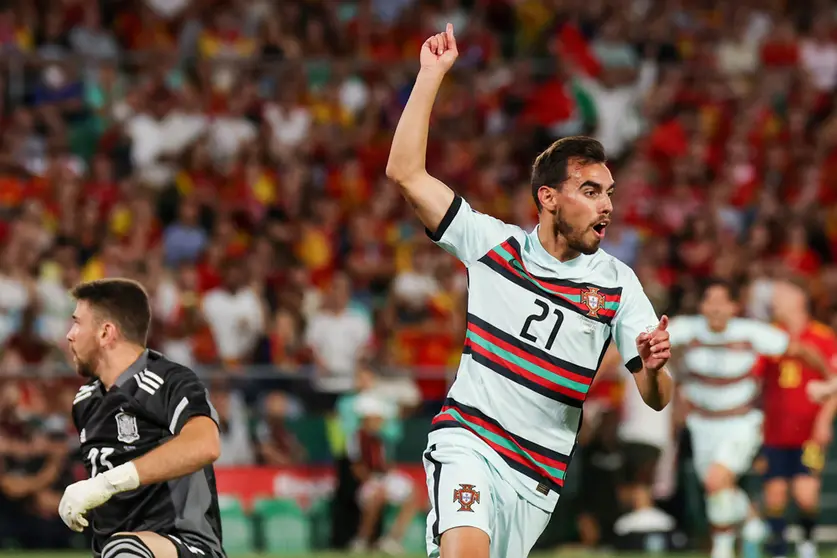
<box><xmin>71</xmin><ymin>349</ymin><xmax>225</xmax><ymax>558</ymax></box>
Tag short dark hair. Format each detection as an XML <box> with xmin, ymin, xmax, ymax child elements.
<box><xmin>701</xmin><ymin>278</ymin><xmax>739</xmax><ymax>302</ymax></box>
<box><xmin>530</xmin><ymin>136</ymin><xmax>607</xmax><ymax>211</ymax></box>
<box><xmin>71</xmin><ymin>278</ymin><xmax>151</xmax><ymax>346</ymax></box>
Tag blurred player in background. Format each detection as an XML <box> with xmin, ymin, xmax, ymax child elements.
<box><xmin>387</xmin><ymin>24</ymin><xmax>673</xmax><ymax>558</ymax></box>
<box><xmin>668</xmin><ymin>279</ymin><xmax>832</xmax><ymax>558</ymax></box>
<box><xmin>757</xmin><ymin>278</ymin><xmax>837</xmax><ymax>558</ymax></box>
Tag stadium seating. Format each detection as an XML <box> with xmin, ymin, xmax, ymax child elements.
<box><xmin>217</xmin><ymin>495</ymin><xmax>255</xmax><ymax>555</ymax></box>
<box><xmin>253</xmin><ymin>498</ymin><xmax>312</xmax><ymax>554</ymax></box>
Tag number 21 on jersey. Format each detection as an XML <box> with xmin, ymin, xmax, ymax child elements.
<box><xmin>520</xmin><ymin>300</ymin><xmax>564</xmax><ymax>351</ymax></box>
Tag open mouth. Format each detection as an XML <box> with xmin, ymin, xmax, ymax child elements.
<box><xmin>592</xmin><ymin>221</ymin><xmax>608</xmax><ymax>238</ymax></box>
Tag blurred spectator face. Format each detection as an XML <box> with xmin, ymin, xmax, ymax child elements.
<box><xmin>66</xmin><ymin>301</ymin><xmax>105</xmax><ymax>379</ymax></box>
<box><xmin>599</xmin><ymin>19</ymin><xmax>621</xmax><ymax>42</ymax></box>
<box><xmin>414</xmin><ymin>246</ymin><xmax>433</xmax><ymax>273</ymax></box>
<box><xmin>263</xmin><ymin>392</ymin><xmax>289</xmax><ymax>419</ymax></box>
<box><xmin>361</xmin><ymin>413</ymin><xmax>385</xmax><ymax>434</ymax></box>
<box><xmin>786</xmin><ymin>223</ymin><xmax>807</xmax><ymax>248</ymax></box>
<box><xmin>179</xmin><ymin>199</ymin><xmax>200</xmax><ymax>226</ymax></box>
<box><xmin>273</xmin><ymin>309</ymin><xmax>296</xmax><ymax>337</ymax></box>
<box><xmin>222</xmin><ymin>261</ymin><xmax>246</xmax><ymax>292</ymax></box>
<box><xmin>541</xmin><ymin>159</ymin><xmax>614</xmax><ymax>256</ymax></box>
<box><xmin>699</xmin><ymin>284</ymin><xmax>738</xmax><ymax>331</ymax></box>
<box><xmin>328</xmin><ymin>273</ymin><xmax>351</xmax><ymax>309</ymax></box>
<box><xmin>92</xmin><ymin>155</ymin><xmax>112</xmax><ymax>182</ymax></box>
<box><xmin>42</xmin><ymin>64</ymin><xmax>67</xmax><ymax>89</ymax></box>
<box><xmin>771</xmin><ymin>280</ymin><xmax>808</xmax><ymax>323</ymax></box>
<box><xmin>177</xmin><ymin>263</ymin><xmax>198</xmax><ymax>291</ymax></box>
<box><xmin>747</xmin><ymin>222</ymin><xmax>771</xmax><ymax>253</ymax></box>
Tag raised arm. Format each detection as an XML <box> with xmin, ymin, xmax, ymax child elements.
<box><xmin>386</xmin><ymin>24</ymin><xmax>458</xmax><ymax>234</ymax></box>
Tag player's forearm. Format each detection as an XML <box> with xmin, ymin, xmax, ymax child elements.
<box><xmin>817</xmin><ymin>395</ymin><xmax>837</xmax><ymax>425</ymax></box>
<box><xmin>386</xmin><ymin>69</ymin><xmax>444</xmax><ymax>182</ymax></box>
<box><xmin>129</xmin><ymin>417</ymin><xmax>221</xmax><ymax>487</ymax></box>
<box><xmin>795</xmin><ymin>343</ymin><xmax>834</xmax><ymax>377</ymax></box>
<box><xmin>635</xmin><ymin>366</ymin><xmax>674</xmax><ymax>411</ymax></box>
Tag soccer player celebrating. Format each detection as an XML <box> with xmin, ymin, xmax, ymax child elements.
<box><xmin>668</xmin><ymin>280</ymin><xmax>788</xmax><ymax>558</ymax></box>
<box><xmin>58</xmin><ymin>279</ymin><xmax>225</xmax><ymax>558</ymax></box>
<box><xmin>386</xmin><ymin>24</ymin><xmax>673</xmax><ymax>558</ymax></box>
<box><xmin>667</xmin><ymin>279</ymin><xmax>834</xmax><ymax>558</ymax></box>
<box><xmin>758</xmin><ymin>279</ymin><xmax>837</xmax><ymax>558</ymax></box>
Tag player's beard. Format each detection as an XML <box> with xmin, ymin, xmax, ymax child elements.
<box><xmin>74</xmin><ymin>350</ymin><xmax>99</xmax><ymax>379</ymax></box>
<box><xmin>552</xmin><ymin>208</ymin><xmax>600</xmax><ymax>255</ymax></box>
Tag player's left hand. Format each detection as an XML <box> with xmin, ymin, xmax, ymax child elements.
<box><xmin>636</xmin><ymin>315</ymin><xmax>671</xmax><ymax>372</ymax></box>
<box><xmin>58</xmin><ymin>475</ymin><xmax>115</xmax><ymax>532</ymax></box>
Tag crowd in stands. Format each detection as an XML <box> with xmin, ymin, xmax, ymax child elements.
<box><xmin>1</xmin><ymin>0</ymin><xmax>837</xmax><ymax>550</ymax></box>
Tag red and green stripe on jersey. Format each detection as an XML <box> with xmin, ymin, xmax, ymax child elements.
<box><xmin>479</xmin><ymin>237</ymin><xmax>622</xmax><ymax>325</ymax></box>
<box><xmin>431</xmin><ymin>398</ymin><xmax>570</xmax><ymax>494</ymax></box>
<box><xmin>464</xmin><ymin>313</ymin><xmax>604</xmax><ymax>407</ymax></box>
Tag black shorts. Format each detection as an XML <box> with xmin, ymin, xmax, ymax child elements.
<box><xmin>164</xmin><ymin>534</ymin><xmax>220</xmax><ymax>558</ymax></box>
<box><xmin>762</xmin><ymin>444</ymin><xmax>824</xmax><ymax>480</ymax></box>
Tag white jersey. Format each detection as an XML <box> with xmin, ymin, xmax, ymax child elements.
<box><xmin>668</xmin><ymin>316</ymin><xmax>789</xmax><ymax>413</ymax></box>
<box><xmin>426</xmin><ymin>196</ymin><xmax>660</xmax><ymax>512</ymax></box>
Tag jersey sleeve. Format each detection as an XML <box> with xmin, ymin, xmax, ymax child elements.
<box><xmin>155</xmin><ymin>367</ymin><xmax>220</xmax><ymax>435</ymax></box>
<box><xmin>611</xmin><ymin>272</ymin><xmax>660</xmax><ymax>373</ymax></box>
<box><xmin>426</xmin><ymin>195</ymin><xmax>521</xmax><ymax>267</ymax></box>
<box><xmin>746</xmin><ymin>322</ymin><xmax>790</xmax><ymax>356</ymax></box>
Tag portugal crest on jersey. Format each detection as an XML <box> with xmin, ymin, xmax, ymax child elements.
<box><xmin>115</xmin><ymin>411</ymin><xmax>140</xmax><ymax>444</ymax></box>
<box><xmin>453</xmin><ymin>484</ymin><xmax>480</xmax><ymax>512</ymax></box>
<box><xmin>581</xmin><ymin>287</ymin><xmax>605</xmax><ymax>317</ymax></box>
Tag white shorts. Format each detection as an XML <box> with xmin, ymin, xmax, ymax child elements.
<box><xmin>687</xmin><ymin>410</ymin><xmax>763</xmax><ymax>481</ymax></box>
<box><xmin>422</xmin><ymin>441</ymin><xmax>551</xmax><ymax>558</ymax></box>
<box><xmin>358</xmin><ymin>471</ymin><xmax>415</xmax><ymax>506</ymax></box>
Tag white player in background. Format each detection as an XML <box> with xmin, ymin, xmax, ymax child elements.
<box><xmin>668</xmin><ymin>279</ymin><xmax>831</xmax><ymax>558</ymax></box>
<box><xmin>386</xmin><ymin>24</ymin><xmax>673</xmax><ymax>558</ymax></box>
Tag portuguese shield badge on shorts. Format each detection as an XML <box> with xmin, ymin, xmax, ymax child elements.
<box><xmin>453</xmin><ymin>484</ymin><xmax>480</xmax><ymax>512</ymax></box>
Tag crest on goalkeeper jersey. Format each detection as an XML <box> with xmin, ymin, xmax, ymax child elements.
<box><xmin>115</xmin><ymin>411</ymin><xmax>140</xmax><ymax>444</ymax></box>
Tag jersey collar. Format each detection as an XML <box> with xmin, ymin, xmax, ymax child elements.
<box><xmin>528</xmin><ymin>225</ymin><xmax>592</xmax><ymax>270</ymax></box>
<box><xmin>113</xmin><ymin>349</ymin><xmax>150</xmax><ymax>388</ymax></box>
